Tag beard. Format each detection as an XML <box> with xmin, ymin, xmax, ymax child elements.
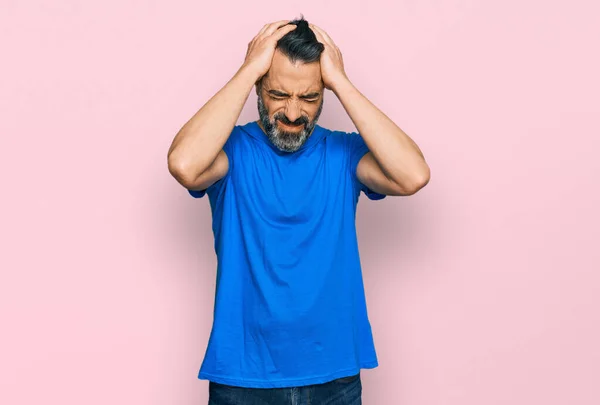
<box><xmin>257</xmin><ymin>91</ymin><xmax>323</xmax><ymax>153</ymax></box>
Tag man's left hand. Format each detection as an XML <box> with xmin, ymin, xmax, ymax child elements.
<box><xmin>309</xmin><ymin>24</ymin><xmax>349</xmax><ymax>91</ymax></box>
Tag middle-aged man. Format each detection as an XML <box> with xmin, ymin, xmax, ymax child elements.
<box><xmin>167</xmin><ymin>16</ymin><xmax>430</xmax><ymax>405</ymax></box>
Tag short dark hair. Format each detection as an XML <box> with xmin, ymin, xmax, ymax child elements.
<box><xmin>276</xmin><ymin>15</ymin><xmax>324</xmax><ymax>64</ymax></box>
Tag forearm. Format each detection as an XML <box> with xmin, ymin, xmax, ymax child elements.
<box><xmin>167</xmin><ymin>65</ymin><xmax>259</xmax><ymax>182</ymax></box>
<box><xmin>332</xmin><ymin>77</ymin><xmax>430</xmax><ymax>188</ymax></box>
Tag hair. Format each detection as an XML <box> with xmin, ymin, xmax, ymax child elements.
<box><xmin>276</xmin><ymin>15</ymin><xmax>324</xmax><ymax>64</ymax></box>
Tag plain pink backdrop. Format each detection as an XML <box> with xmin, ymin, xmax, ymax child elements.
<box><xmin>1</xmin><ymin>1</ymin><xmax>599</xmax><ymax>404</ymax></box>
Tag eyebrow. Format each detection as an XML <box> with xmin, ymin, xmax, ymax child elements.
<box><xmin>267</xmin><ymin>90</ymin><xmax>321</xmax><ymax>99</ymax></box>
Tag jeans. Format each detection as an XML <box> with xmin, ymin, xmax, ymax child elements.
<box><xmin>208</xmin><ymin>372</ymin><xmax>362</xmax><ymax>405</ymax></box>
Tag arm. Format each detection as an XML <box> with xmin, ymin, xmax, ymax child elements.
<box><xmin>167</xmin><ymin>66</ymin><xmax>256</xmax><ymax>190</ymax></box>
<box><xmin>334</xmin><ymin>79</ymin><xmax>430</xmax><ymax>196</ymax></box>
<box><xmin>310</xmin><ymin>24</ymin><xmax>430</xmax><ymax>196</ymax></box>
<box><xmin>167</xmin><ymin>21</ymin><xmax>297</xmax><ymax>190</ymax></box>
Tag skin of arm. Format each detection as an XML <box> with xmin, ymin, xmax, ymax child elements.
<box><xmin>167</xmin><ymin>21</ymin><xmax>297</xmax><ymax>190</ymax></box>
<box><xmin>334</xmin><ymin>78</ymin><xmax>430</xmax><ymax>196</ymax></box>
<box><xmin>310</xmin><ymin>24</ymin><xmax>430</xmax><ymax>196</ymax></box>
<box><xmin>167</xmin><ymin>66</ymin><xmax>257</xmax><ymax>190</ymax></box>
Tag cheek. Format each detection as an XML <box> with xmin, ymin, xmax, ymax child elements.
<box><xmin>305</xmin><ymin>103</ymin><xmax>321</xmax><ymax>116</ymax></box>
<box><xmin>268</xmin><ymin>102</ymin><xmax>286</xmax><ymax>115</ymax></box>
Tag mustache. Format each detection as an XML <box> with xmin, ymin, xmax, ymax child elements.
<box><xmin>274</xmin><ymin>113</ymin><xmax>308</xmax><ymax>126</ymax></box>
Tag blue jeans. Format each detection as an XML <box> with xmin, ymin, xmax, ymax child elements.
<box><xmin>208</xmin><ymin>372</ymin><xmax>362</xmax><ymax>405</ymax></box>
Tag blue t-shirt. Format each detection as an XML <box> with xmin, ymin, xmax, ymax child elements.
<box><xmin>188</xmin><ymin>120</ymin><xmax>386</xmax><ymax>388</ymax></box>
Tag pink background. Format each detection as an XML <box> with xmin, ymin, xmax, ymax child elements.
<box><xmin>1</xmin><ymin>1</ymin><xmax>599</xmax><ymax>404</ymax></box>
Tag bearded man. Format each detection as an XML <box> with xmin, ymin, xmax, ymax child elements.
<box><xmin>167</xmin><ymin>16</ymin><xmax>430</xmax><ymax>405</ymax></box>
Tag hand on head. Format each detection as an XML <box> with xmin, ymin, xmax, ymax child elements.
<box><xmin>308</xmin><ymin>23</ymin><xmax>348</xmax><ymax>90</ymax></box>
<box><xmin>243</xmin><ymin>20</ymin><xmax>297</xmax><ymax>79</ymax></box>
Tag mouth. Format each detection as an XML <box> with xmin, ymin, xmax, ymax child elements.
<box><xmin>277</xmin><ymin>120</ymin><xmax>304</xmax><ymax>130</ymax></box>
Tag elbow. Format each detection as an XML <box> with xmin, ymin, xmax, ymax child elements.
<box><xmin>167</xmin><ymin>154</ymin><xmax>198</xmax><ymax>189</ymax></box>
<box><xmin>410</xmin><ymin>167</ymin><xmax>431</xmax><ymax>193</ymax></box>
<box><xmin>398</xmin><ymin>167</ymin><xmax>430</xmax><ymax>196</ymax></box>
<box><xmin>417</xmin><ymin>166</ymin><xmax>431</xmax><ymax>188</ymax></box>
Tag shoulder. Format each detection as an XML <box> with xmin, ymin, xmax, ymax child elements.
<box><xmin>319</xmin><ymin>125</ymin><xmax>364</xmax><ymax>143</ymax></box>
<box><xmin>223</xmin><ymin>122</ymin><xmax>254</xmax><ymax>153</ymax></box>
<box><xmin>320</xmin><ymin>127</ymin><xmax>368</xmax><ymax>157</ymax></box>
<box><xmin>318</xmin><ymin>125</ymin><xmax>352</xmax><ymax>149</ymax></box>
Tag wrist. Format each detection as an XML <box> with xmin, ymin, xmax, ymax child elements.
<box><xmin>330</xmin><ymin>74</ymin><xmax>353</xmax><ymax>96</ymax></box>
<box><xmin>236</xmin><ymin>63</ymin><xmax>263</xmax><ymax>85</ymax></box>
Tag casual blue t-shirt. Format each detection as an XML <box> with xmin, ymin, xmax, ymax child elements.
<box><xmin>188</xmin><ymin>120</ymin><xmax>386</xmax><ymax>388</ymax></box>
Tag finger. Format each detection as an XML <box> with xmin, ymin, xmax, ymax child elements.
<box><xmin>263</xmin><ymin>20</ymin><xmax>294</xmax><ymax>38</ymax></box>
<box><xmin>249</xmin><ymin>23</ymin><xmax>273</xmax><ymax>49</ymax></box>
<box><xmin>310</xmin><ymin>24</ymin><xmax>336</xmax><ymax>48</ymax></box>
<box><xmin>308</xmin><ymin>23</ymin><xmax>328</xmax><ymax>46</ymax></box>
<box><xmin>258</xmin><ymin>20</ymin><xmax>287</xmax><ymax>37</ymax></box>
<box><xmin>256</xmin><ymin>22</ymin><xmax>291</xmax><ymax>44</ymax></box>
<box><xmin>254</xmin><ymin>20</ymin><xmax>287</xmax><ymax>44</ymax></box>
<box><xmin>257</xmin><ymin>23</ymin><xmax>271</xmax><ymax>36</ymax></box>
<box><xmin>267</xmin><ymin>23</ymin><xmax>297</xmax><ymax>41</ymax></box>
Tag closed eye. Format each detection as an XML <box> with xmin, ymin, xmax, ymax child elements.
<box><xmin>268</xmin><ymin>94</ymin><xmax>319</xmax><ymax>103</ymax></box>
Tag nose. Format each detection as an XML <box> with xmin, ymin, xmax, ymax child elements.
<box><xmin>284</xmin><ymin>101</ymin><xmax>302</xmax><ymax>123</ymax></box>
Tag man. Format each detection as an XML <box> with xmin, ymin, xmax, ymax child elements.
<box><xmin>167</xmin><ymin>17</ymin><xmax>430</xmax><ymax>405</ymax></box>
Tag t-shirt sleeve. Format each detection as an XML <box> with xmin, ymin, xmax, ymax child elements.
<box><xmin>187</xmin><ymin>127</ymin><xmax>238</xmax><ymax>199</ymax></box>
<box><xmin>348</xmin><ymin>131</ymin><xmax>387</xmax><ymax>201</ymax></box>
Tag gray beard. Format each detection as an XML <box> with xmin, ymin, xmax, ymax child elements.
<box><xmin>257</xmin><ymin>92</ymin><xmax>323</xmax><ymax>153</ymax></box>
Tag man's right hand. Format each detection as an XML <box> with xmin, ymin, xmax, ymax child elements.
<box><xmin>168</xmin><ymin>21</ymin><xmax>296</xmax><ymax>192</ymax></box>
<box><xmin>242</xmin><ymin>20</ymin><xmax>297</xmax><ymax>79</ymax></box>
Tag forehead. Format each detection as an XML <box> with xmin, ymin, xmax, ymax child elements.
<box><xmin>263</xmin><ymin>49</ymin><xmax>323</xmax><ymax>94</ymax></box>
